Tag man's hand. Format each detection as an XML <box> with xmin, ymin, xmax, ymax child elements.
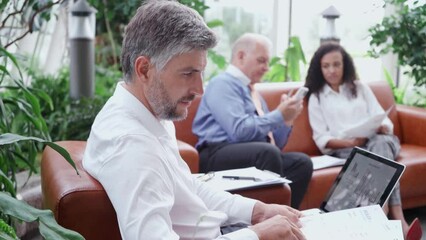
<box><xmin>251</xmin><ymin>202</ymin><xmax>301</xmax><ymax>225</ymax></box>
<box><xmin>250</xmin><ymin>202</ymin><xmax>305</xmax><ymax>240</ymax></box>
<box><xmin>277</xmin><ymin>94</ymin><xmax>303</xmax><ymax>126</ymax></box>
<box><xmin>249</xmin><ymin>215</ymin><xmax>306</xmax><ymax>240</ymax></box>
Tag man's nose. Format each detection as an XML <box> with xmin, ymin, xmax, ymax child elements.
<box><xmin>191</xmin><ymin>74</ymin><xmax>204</xmax><ymax>95</ymax></box>
<box><xmin>263</xmin><ymin>63</ymin><xmax>269</xmax><ymax>72</ymax></box>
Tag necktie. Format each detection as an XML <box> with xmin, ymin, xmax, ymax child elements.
<box><xmin>249</xmin><ymin>84</ymin><xmax>276</xmax><ymax>146</ymax></box>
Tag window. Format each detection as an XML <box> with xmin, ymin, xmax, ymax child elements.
<box><xmin>204</xmin><ymin>0</ymin><xmax>386</xmax><ymax>82</ymax></box>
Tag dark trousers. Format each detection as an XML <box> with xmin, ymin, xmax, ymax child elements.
<box><xmin>198</xmin><ymin>141</ymin><xmax>313</xmax><ymax>209</ymax></box>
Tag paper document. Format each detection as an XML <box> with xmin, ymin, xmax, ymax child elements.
<box><xmin>300</xmin><ymin>205</ymin><xmax>403</xmax><ymax>240</ymax></box>
<box><xmin>194</xmin><ymin>167</ymin><xmax>291</xmax><ymax>191</ymax></box>
<box><xmin>340</xmin><ymin>107</ymin><xmax>393</xmax><ymax>138</ymax></box>
<box><xmin>311</xmin><ymin>155</ymin><xmax>346</xmax><ymax>170</ymax></box>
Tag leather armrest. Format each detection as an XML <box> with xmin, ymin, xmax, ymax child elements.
<box><xmin>397</xmin><ymin>105</ymin><xmax>426</xmax><ymax>147</ymax></box>
<box><xmin>41</xmin><ymin>141</ymin><xmax>121</xmax><ymax>239</ymax></box>
<box><xmin>177</xmin><ymin>140</ymin><xmax>199</xmax><ymax>173</ymax></box>
<box><xmin>230</xmin><ymin>184</ymin><xmax>291</xmax><ymax>206</ymax></box>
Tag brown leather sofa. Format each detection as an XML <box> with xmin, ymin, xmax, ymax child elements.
<box><xmin>41</xmin><ymin>141</ymin><xmax>290</xmax><ymax>240</ymax></box>
<box><xmin>174</xmin><ymin>80</ymin><xmax>426</xmax><ymax>210</ymax></box>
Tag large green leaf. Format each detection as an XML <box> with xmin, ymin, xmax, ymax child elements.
<box><xmin>289</xmin><ymin>36</ymin><xmax>306</xmax><ymax>64</ymax></box>
<box><xmin>0</xmin><ymin>47</ymin><xmax>23</xmax><ymax>80</ymax></box>
<box><xmin>31</xmin><ymin>89</ymin><xmax>54</xmax><ymax>111</ymax></box>
<box><xmin>287</xmin><ymin>48</ymin><xmax>300</xmax><ymax>81</ymax></box>
<box><xmin>0</xmin><ymin>133</ymin><xmax>79</xmax><ymax>175</ymax></box>
<box><xmin>265</xmin><ymin>36</ymin><xmax>305</xmax><ymax>82</ymax></box>
<box><xmin>0</xmin><ymin>231</ymin><xmax>16</xmax><ymax>240</ymax></box>
<box><xmin>208</xmin><ymin>50</ymin><xmax>227</xmax><ymax>69</ymax></box>
<box><xmin>0</xmin><ymin>170</ymin><xmax>16</xmax><ymax>197</ymax></box>
<box><xmin>264</xmin><ymin>63</ymin><xmax>286</xmax><ymax>82</ymax></box>
<box><xmin>207</xmin><ymin>19</ymin><xmax>223</xmax><ymax>28</ymax></box>
<box><xmin>269</xmin><ymin>56</ymin><xmax>281</xmax><ymax>66</ymax></box>
<box><xmin>0</xmin><ymin>192</ymin><xmax>84</xmax><ymax>240</ymax></box>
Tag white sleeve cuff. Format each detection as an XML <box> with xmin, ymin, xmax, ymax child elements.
<box><xmin>227</xmin><ymin>194</ymin><xmax>257</xmax><ymax>224</ymax></box>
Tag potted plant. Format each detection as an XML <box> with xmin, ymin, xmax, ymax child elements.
<box><xmin>264</xmin><ymin>36</ymin><xmax>306</xmax><ymax>82</ymax></box>
<box><xmin>1</xmin><ymin>1</ymin><xmax>84</xmax><ymax>238</ymax></box>
<box><xmin>0</xmin><ymin>46</ymin><xmax>84</xmax><ymax>239</ymax></box>
<box><xmin>369</xmin><ymin>0</ymin><xmax>426</xmax><ymax>107</ymax></box>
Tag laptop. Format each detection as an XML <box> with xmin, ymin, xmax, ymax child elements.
<box><xmin>304</xmin><ymin>147</ymin><xmax>406</xmax><ymax>214</ymax></box>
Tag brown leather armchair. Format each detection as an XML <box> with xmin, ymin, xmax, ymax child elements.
<box><xmin>41</xmin><ymin>141</ymin><xmax>121</xmax><ymax>240</ymax></box>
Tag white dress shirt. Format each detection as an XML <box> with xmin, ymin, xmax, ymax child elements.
<box><xmin>308</xmin><ymin>81</ymin><xmax>393</xmax><ymax>154</ymax></box>
<box><xmin>83</xmin><ymin>82</ymin><xmax>259</xmax><ymax>240</ymax></box>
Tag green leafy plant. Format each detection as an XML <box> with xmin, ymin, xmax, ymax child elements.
<box><xmin>88</xmin><ymin>0</ymin><xmax>211</xmax><ymax>68</ymax></box>
<box><xmin>369</xmin><ymin>0</ymin><xmax>426</xmax><ymax>87</ymax></box>
<box><xmin>0</xmin><ymin>192</ymin><xmax>83</xmax><ymax>240</ymax></box>
<box><xmin>1</xmin><ymin>2</ymin><xmax>83</xmax><ymax>237</ymax></box>
<box><xmin>87</xmin><ymin>0</ymin><xmax>142</xmax><ymax>68</ymax></box>
<box><xmin>0</xmin><ymin>218</ymin><xmax>18</xmax><ymax>240</ymax></box>
<box><xmin>383</xmin><ymin>68</ymin><xmax>409</xmax><ymax>104</ymax></box>
<box><xmin>264</xmin><ymin>36</ymin><xmax>306</xmax><ymax>82</ymax></box>
<box><xmin>1</xmin><ymin>46</ymin><xmax>52</xmax><ymax>194</ymax></box>
<box><xmin>1</xmin><ymin>0</ymin><xmax>64</xmax><ymax>48</ymax></box>
<box><xmin>205</xmin><ymin>20</ymin><xmax>227</xmax><ymax>81</ymax></box>
<box><xmin>29</xmin><ymin>66</ymin><xmax>118</xmax><ymax>141</ymax></box>
<box><xmin>383</xmin><ymin>68</ymin><xmax>426</xmax><ymax>107</ymax></box>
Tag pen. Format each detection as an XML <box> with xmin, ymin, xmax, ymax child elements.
<box><xmin>222</xmin><ymin>176</ymin><xmax>260</xmax><ymax>181</ymax></box>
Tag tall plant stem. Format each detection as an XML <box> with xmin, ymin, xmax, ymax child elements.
<box><xmin>102</xmin><ymin>0</ymin><xmax>118</xmax><ymax>68</ymax></box>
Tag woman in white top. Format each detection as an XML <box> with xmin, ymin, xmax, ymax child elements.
<box><xmin>304</xmin><ymin>43</ymin><xmax>421</xmax><ymax>240</ymax></box>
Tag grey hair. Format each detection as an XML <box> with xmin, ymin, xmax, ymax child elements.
<box><xmin>121</xmin><ymin>0</ymin><xmax>217</xmax><ymax>83</ymax></box>
<box><xmin>231</xmin><ymin>33</ymin><xmax>272</xmax><ymax>61</ymax></box>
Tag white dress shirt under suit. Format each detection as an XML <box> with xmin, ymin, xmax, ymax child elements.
<box><xmin>83</xmin><ymin>82</ymin><xmax>259</xmax><ymax>240</ymax></box>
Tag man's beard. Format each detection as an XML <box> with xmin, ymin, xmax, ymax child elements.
<box><xmin>145</xmin><ymin>76</ymin><xmax>194</xmax><ymax>121</ymax></box>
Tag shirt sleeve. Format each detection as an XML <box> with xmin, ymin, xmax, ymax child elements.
<box><xmin>193</xmin><ymin>179</ymin><xmax>259</xmax><ymax>240</ymax></box>
<box><xmin>194</xmin><ymin>178</ymin><xmax>257</xmax><ymax>225</ymax></box>
<box><xmin>204</xmin><ymin>78</ymin><xmax>289</xmax><ymax>145</ymax></box>
<box><xmin>96</xmin><ymin>135</ymin><xmax>181</xmax><ymax>240</ymax></box>
<box><xmin>308</xmin><ymin>94</ymin><xmax>334</xmax><ymax>154</ymax></box>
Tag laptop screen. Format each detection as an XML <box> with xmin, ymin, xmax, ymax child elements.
<box><xmin>320</xmin><ymin>147</ymin><xmax>405</xmax><ymax>213</ymax></box>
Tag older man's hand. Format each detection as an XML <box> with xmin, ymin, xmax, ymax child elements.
<box><xmin>277</xmin><ymin>94</ymin><xmax>303</xmax><ymax>126</ymax></box>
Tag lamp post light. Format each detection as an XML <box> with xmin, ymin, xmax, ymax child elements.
<box><xmin>69</xmin><ymin>0</ymin><xmax>96</xmax><ymax>100</ymax></box>
<box><xmin>320</xmin><ymin>5</ymin><xmax>340</xmax><ymax>44</ymax></box>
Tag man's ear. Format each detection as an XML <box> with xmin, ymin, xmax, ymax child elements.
<box><xmin>134</xmin><ymin>56</ymin><xmax>151</xmax><ymax>83</ymax></box>
<box><xmin>237</xmin><ymin>51</ymin><xmax>245</xmax><ymax>61</ymax></box>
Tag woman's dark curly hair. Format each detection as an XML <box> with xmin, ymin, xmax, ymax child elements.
<box><xmin>304</xmin><ymin>43</ymin><xmax>358</xmax><ymax>99</ymax></box>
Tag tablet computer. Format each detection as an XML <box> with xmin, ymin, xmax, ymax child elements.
<box><xmin>319</xmin><ymin>147</ymin><xmax>405</xmax><ymax>213</ymax></box>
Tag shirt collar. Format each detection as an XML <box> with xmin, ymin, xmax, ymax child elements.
<box><xmin>322</xmin><ymin>82</ymin><xmax>348</xmax><ymax>96</ymax></box>
<box><xmin>226</xmin><ymin>64</ymin><xmax>251</xmax><ymax>86</ymax></box>
<box><xmin>114</xmin><ymin>82</ymin><xmax>173</xmax><ymax>139</ymax></box>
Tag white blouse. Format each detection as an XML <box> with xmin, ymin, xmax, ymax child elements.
<box><xmin>308</xmin><ymin>81</ymin><xmax>393</xmax><ymax>154</ymax></box>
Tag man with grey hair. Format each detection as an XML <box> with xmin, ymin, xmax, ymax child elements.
<box><xmin>193</xmin><ymin>33</ymin><xmax>313</xmax><ymax>209</ymax></box>
<box><xmin>84</xmin><ymin>1</ymin><xmax>305</xmax><ymax>239</ymax></box>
